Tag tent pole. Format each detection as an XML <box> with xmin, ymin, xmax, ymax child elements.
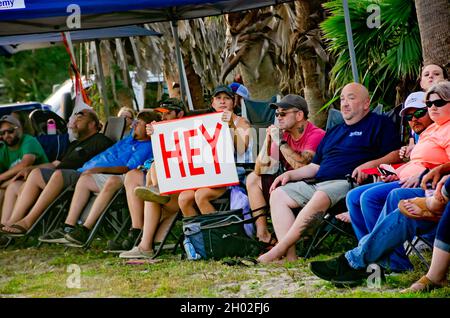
<box><xmin>93</xmin><ymin>40</ymin><xmax>110</xmax><ymax>118</ymax></box>
<box><xmin>171</xmin><ymin>20</ymin><xmax>194</xmax><ymax>111</ymax></box>
<box><xmin>343</xmin><ymin>0</ymin><xmax>359</xmax><ymax>83</ymax></box>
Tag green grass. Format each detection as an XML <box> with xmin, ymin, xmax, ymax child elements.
<box><xmin>0</xmin><ymin>241</ymin><xmax>449</xmax><ymax>298</ymax></box>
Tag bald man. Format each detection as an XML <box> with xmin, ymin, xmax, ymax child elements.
<box><xmin>258</xmin><ymin>82</ymin><xmax>401</xmax><ymax>263</ymax></box>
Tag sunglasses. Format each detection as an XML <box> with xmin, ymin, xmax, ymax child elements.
<box><xmin>404</xmin><ymin>109</ymin><xmax>428</xmax><ymax>121</ymax></box>
<box><xmin>275</xmin><ymin>110</ymin><xmax>298</xmax><ymax>117</ymax></box>
<box><xmin>425</xmin><ymin>99</ymin><xmax>448</xmax><ymax>108</ymax></box>
<box><xmin>74</xmin><ymin>111</ymin><xmax>88</xmax><ymax>118</ymax></box>
<box><xmin>0</xmin><ymin>127</ymin><xmax>18</xmax><ymax>136</ymax></box>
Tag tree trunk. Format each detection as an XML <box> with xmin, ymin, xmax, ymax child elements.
<box><xmin>294</xmin><ymin>0</ymin><xmax>327</xmax><ymax>128</ymax></box>
<box><xmin>415</xmin><ymin>0</ymin><xmax>450</xmax><ymax>66</ymax></box>
<box><xmin>184</xmin><ymin>53</ymin><xmax>206</xmax><ymax>109</ymax></box>
<box><xmin>238</xmin><ymin>42</ymin><xmax>279</xmax><ymax>101</ymax></box>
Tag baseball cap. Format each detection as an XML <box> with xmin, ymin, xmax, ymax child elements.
<box><xmin>212</xmin><ymin>85</ymin><xmax>235</xmax><ymax>98</ymax></box>
<box><xmin>0</xmin><ymin>115</ymin><xmax>22</xmax><ymax>129</ymax></box>
<box><xmin>229</xmin><ymin>82</ymin><xmax>250</xmax><ymax>99</ymax></box>
<box><xmin>270</xmin><ymin>94</ymin><xmax>309</xmax><ymax>117</ymax></box>
<box><xmin>154</xmin><ymin>99</ymin><xmax>185</xmax><ymax>113</ymax></box>
<box><xmin>400</xmin><ymin>91</ymin><xmax>426</xmax><ymax>116</ymax></box>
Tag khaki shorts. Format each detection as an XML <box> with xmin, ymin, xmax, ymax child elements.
<box><xmin>91</xmin><ymin>173</ymin><xmax>125</xmax><ymax>191</ymax></box>
<box><xmin>279</xmin><ymin>179</ymin><xmax>352</xmax><ymax>208</ymax></box>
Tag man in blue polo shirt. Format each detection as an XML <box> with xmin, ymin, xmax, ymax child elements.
<box><xmin>257</xmin><ymin>82</ymin><xmax>401</xmax><ymax>263</ymax></box>
<box><xmin>36</xmin><ymin>110</ymin><xmax>161</xmax><ymax>245</ymax></box>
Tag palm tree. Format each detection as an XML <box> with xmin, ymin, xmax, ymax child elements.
<box><xmin>321</xmin><ymin>0</ymin><xmax>423</xmax><ymax>108</ymax></box>
<box><xmin>414</xmin><ymin>0</ymin><xmax>450</xmax><ymax>67</ymax></box>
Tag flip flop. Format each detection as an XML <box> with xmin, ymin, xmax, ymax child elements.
<box><xmin>1</xmin><ymin>224</ymin><xmax>28</xmax><ymax>237</ymax></box>
<box><xmin>398</xmin><ymin>198</ymin><xmax>441</xmax><ymax>222</ymax></box>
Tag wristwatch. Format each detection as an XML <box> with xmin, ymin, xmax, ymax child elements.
<box><xmin>280</xmin><ymin>140</ymin><xmax>288</xmax><ymax>147</ymax></box>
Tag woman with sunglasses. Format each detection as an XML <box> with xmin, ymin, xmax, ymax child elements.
<box><xmin>401</xmin><ymin>64</ymin><xmax>448</xmax><ymax>161</ymax></box>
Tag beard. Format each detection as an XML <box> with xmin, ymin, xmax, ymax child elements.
<box><xmin>5</xmin><ymin>135</ymin><xmax>20</xmax><ymax>147</ymax></box>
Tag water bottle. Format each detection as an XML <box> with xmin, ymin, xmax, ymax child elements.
<box><xmin>47</xmin><ymin>119</ymin><xmax>56</xmax><ymax>135</ymax></box>
<box><xmin>183</xmin><ymin>237</ymin><xmax>201</xmax><ymax>260</ymax></box>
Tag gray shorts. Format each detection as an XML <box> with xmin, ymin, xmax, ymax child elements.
<box><xmin>40</xmin><ymin>168</ymin><xmax>82</xmax><ymax>188</ymax></box>
<box><xmin>279</xmin><ymin>179</ymin><xmax>352</xmax><ymax>207</ymax></box>
<box><xmin>91</xmin><ymin>173</ymin><xmax>125</xmax><ymax>191</ymax></box>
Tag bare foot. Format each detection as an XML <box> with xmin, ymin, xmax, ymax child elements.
<box><xmin>1</xmin><ymin>220</ymin><xmax>29</xmax><ymax>234</ymax></box>
<box><xmin>257</xmin><ymin>246</ymin><xmax>284</xmax><ymax>264</ymax></box>
<box><xmin>402</xmin><ymin>197</ymin><xmax>444</xmax><ymax>216</ymax></box>
<box><xmin>335</xmin><ymin>212</ymin><xmax>351</xmax><ymax>223</ymax></box>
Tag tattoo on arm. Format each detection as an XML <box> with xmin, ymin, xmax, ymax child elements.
<box><xmin>281</xmin><ymin>145</ymin><xmax>315</xmax><ymax>169</ymax></box>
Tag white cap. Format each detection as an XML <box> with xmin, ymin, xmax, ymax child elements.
<box><xmin>400</xmin><ymin>91</ymin><xmax>426</xmax><ymax>116</ymax></box>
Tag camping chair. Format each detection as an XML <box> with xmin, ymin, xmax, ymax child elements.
<box><xmin>29</xmin><ymin>109</ymin><xmax>70</xmax><ymax>161</ymax></box>
<box><xmin>68</xmin><ymin>186</ymin><xmax>130</xmax><ymax>250</ymax></box>
<box><xmin>301</xmin><ymin>175</ymin><xmax>357</xmax><ymax>258</ymax></box>
<box><xmin>15</xmin><ymin>187</ymin><xmax>76</xmax><ymax>248</ymax></box>
<box><xmin>405</xmin><ymin>234</ymin><xmax>434</xmax><ymax>270</ymax></box>
<box><xmin>102</xmin><ymin>116</ymin><xmax>127</xmax><ymax>142</ymax></box>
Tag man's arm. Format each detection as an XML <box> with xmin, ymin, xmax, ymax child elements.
<box><xmin>352</xmin><ymin>149</ymin><xmax>400</xmax><ymax>184</ymax></box>
<box><xmin>270</xmin><ymin>163</ymin><xmax>320</xmax><ymax>192</ymax></box>
<box><xmin>13</xmin><ymin>161</ymin><xmax>60</xmax><ymax>181</ymax></box>
<box><xmin>82</xmin><ymin>166</ymin><xmax>129</xmax><ymax>175</ymax></box>
<box><xmin>280</xmin><ymin>143</ymin><xmax>315</xmax><ymax>170</ymax></box>
<box><xmin>0</xmin><ymin>154</ymin><xmax>37</xmax><ymax>184</ymax></box>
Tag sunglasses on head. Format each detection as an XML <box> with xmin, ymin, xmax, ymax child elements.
<box><xmin>275</xmin><ymin>110</ymin><xmax>299</xmax><ymax>117</ymax></box>
<box><xmin>0</xmin><ymin>127</ymin><xmax>18</xmax><ymax>136</ymax></box>
<box><xmin>425</xmin><ymin>99</ymin><xmax>448</xmax><ymax>108</ymax></box>
<box><xmin>404</xmin><ymin>108</ymin><xmax>428</xmax><ymax>121</ymax></box>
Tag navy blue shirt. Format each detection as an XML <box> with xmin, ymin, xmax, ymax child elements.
<box><xmin>313</xmin><ymin>112</ymin><xmax>400</xmax><ymax>181</ymax></box>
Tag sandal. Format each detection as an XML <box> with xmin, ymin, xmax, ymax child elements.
<box><xmin>1</xmin><ymin>224</ymin><xmax>28</xmax><ymax>237</ymax></box>
<box><xmin>259</xmin><ymin>233</ymin><xmax>278</xmax><ymax>252</ymax></box>
<box><xmin>398</xmin><ymin>198</ymin><xmax>441</xmax><ymax>222</ymax></box>
<box><xmin>401</xmin><ymin>275</ymin><xmax>447</xmax><ymax>293</ymax></box>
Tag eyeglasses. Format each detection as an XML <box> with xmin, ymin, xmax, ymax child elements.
<box><xmin>425</xmin><ymin>99</ymin><xmax>448</xmax><ymax>108</ymax></box>
<box><xmin>275</xmin><ymin>110</ymin><xmax>299</xmax><ymax>117</ymax></box>
<box><xmin>0</xmin><ymin>127</ymin><xmax>18</xmax><ymax>136</ymax></box>
<box><xmin>404</xmin><ymin>109</ymin><xmax>428</xmax><ymax>121</ymax></box>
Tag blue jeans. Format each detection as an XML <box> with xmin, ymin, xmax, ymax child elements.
<box><xmin>347</xmin><ymin>182</ymin><xmax>401</xmax><ymax>240</ymax></box>
<box><xmin>345</xmin><ymin>187</ymin><xmax>437</xmax><ymax>272</ymax></box>
<box><xmin>435</xmin><ymin>178</ymin><xmax>450</xmax><ymax>252</ymax></box>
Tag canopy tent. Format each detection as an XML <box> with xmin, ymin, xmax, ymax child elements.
<box><xmin>0</xmin><ymin>0</ymin><xmax>293</xmax><ymax>36</ymax></box>
<box><xmin>0</xmin><ymin>25</ymin><xmax>161</xmax><ymax>54</ymax></box>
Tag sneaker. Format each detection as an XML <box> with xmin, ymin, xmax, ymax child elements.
<box><xmin>134</xmin><ymin>186</ymin><xmax>170</xmax><ymax>204</ymax></box>
<box><xmin>64</xmin><ymin>225</ymin><xmax>90</xmax><ymax>246</ymax></box>
<box><xmin>310</xmin><ymin>254</ymin><xmax>372</xmax><ymax>286</ymax></box>
<box><xmin>38</xmin><ymin>227</ymin><xmax>72</xmax><ymax>244</ymax></box>
<box><xmin>119</xmin><ymin>246</ymin><xmax>154</xmax><ymax>259</ymax></box>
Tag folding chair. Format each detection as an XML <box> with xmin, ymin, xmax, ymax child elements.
<box><xmin>102</xmin><ymin>116</ymin><xmax>127</xmax><ymax>142</ymax></box>
<box><xmin>70</xmin><ymin>187</ymin><xmax>130</xmax><ymax>250</ymax></box>
<box><xmin>29</xmin><ymin>109</ymin><xmax>70</xmax><ymax>161</ymax></box>
<box><xmin>405</xmin><ymin>231</ymin><xmax>435</xmax><ymax>270</ymax></box>
<box><xmin>301</xmin><ymin>176</ymin><xmax>357</xmax><ymax>258</ymax></box>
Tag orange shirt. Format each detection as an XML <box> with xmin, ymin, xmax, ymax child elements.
<box><xmin>396</xmin><ymin>119</ymin><xmax>450</xmax><ymax>179</ymax></box>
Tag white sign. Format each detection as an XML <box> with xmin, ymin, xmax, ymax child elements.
<box><xmin>0</xmin><ymin>0</ymin><xmax>25</xmax><ymax>10</ymax></box>
<box><xmin>152</xmin><ymin>112</ymin><xmax>239</xmax><ymax>195</ymax></box>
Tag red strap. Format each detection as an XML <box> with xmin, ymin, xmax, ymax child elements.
<box><xmin>61</xmin><ymin>32</ymin><xmax>91</xmax><ymax>106</ymax></box>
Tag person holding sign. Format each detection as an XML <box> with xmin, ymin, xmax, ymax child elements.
<box><xmin>176</xmin><ymin>85</ymin><xmax>252</xmax><ymax>217</ymax></box>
